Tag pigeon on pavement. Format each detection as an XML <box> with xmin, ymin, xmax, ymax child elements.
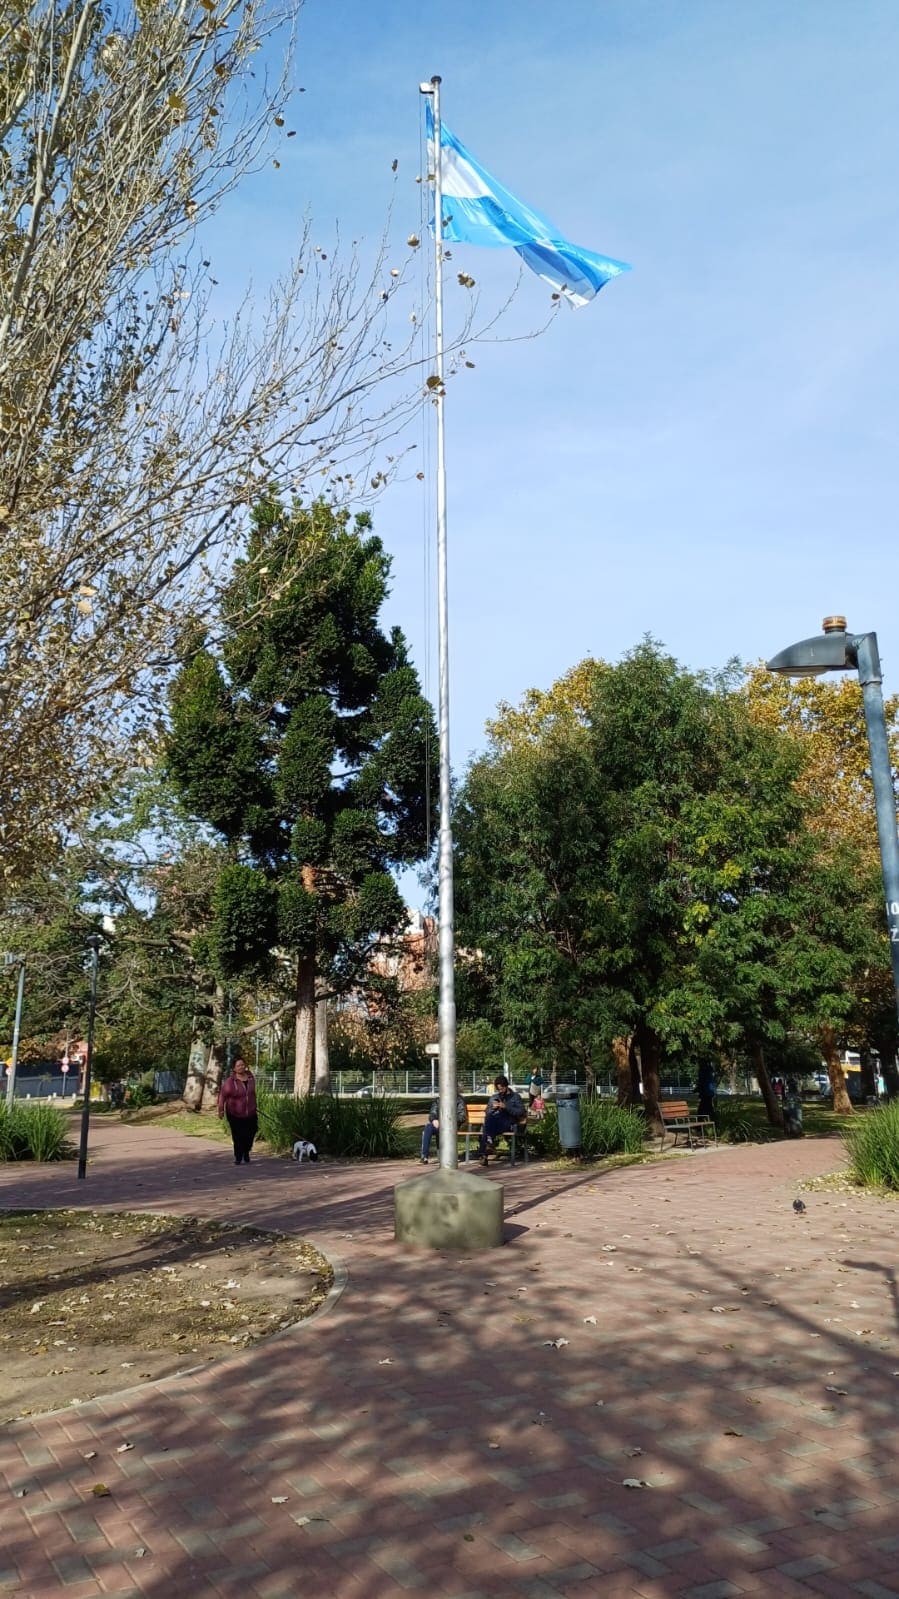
<box><xmin>792</xmin><ymin>1198</ymin><xmax>806</xmax><ymax>1214</ymax></box>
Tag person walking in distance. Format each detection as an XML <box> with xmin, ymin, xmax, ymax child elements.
<box><xmin>218</xmin><ymin>1057</ymin><xmax>258</xmax><ymax>1165</ymax></box>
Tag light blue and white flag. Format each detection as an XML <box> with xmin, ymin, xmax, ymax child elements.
<box><xmin>426</xmin><ymin>104</ymin><xmax>630</xmax><ymax>307</ymax></box>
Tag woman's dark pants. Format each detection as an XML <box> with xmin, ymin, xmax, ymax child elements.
<box><xmin>227</xmin><ymin>1113</ymin><xmax>258</xmax><ymax>1162</ymax></box>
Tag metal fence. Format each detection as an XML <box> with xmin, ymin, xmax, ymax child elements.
<box><xmin>8</xmin><ymin>1074</ymin><xmax>78</xmax><ymax>1100</ymax></box>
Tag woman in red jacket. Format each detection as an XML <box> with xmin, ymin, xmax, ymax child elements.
<box><xmin>217</xmin><ymin>1057</ymin><xmax>258</xmax><ymax>1165</ymax></box>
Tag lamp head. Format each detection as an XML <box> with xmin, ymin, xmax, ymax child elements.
<box><xmin>767</xmin><ymin>617</ymin><xmax>852</xmax><ymax>678</ymax></box>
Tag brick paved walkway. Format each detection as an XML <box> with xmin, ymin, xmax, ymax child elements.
<box><xmin>2</xmin><ymin>1124</ymin><xmax>899</xmax><ymax>1599</ymax></box>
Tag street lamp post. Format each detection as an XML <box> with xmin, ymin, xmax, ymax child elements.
<box><xmin>767</xmin><ymin>617</ymin><xmax>899</xmax><ymax>1063</ymax></box>
<box><xmin>77</xmin><ymin>935</ymin><xmax>102</xmax><ymax>1181</ymax></box>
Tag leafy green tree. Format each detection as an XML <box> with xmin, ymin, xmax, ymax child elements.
<box><xmin>167</xmin><ymin>499</ymin><xmax>437</xmax><ymax>1093</ymax></box>
<box><xmin>456</xmin><ymin>642</ymin><xmax>890</xmax><ymax>1132</ymax></box>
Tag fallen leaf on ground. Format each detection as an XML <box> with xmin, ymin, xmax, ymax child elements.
<box><xmin>622</xmin><ymin>1478</ymin><xmax>650</xmax><ymax>1489</ymax></box>
<box><xmin>91</xmin><ymin>1484</ymin><xmax>110</xmax><ymax>1497</ymax></box>
<box><xmin>271</xmin><ymin>1496</ymin><xmax>288</xmax><ymax>1504</ymax></box>
<box><xmin>723</xmin><ymin>1429</ymin><xmax>743</xmax><ymax>1437</ymax></box>
<box><xmin>543</xmin><ymin>1338</ymin><xmax>569</xmax><ymax>1349</ymax></box>
<box><xmin>116</xmin><ymin>1443</ymin><xmax>134</xmax><ymax>1453</ymax></box>
<box><xmin>583</xmin><ymin>1316</ymin><xmax>597</xmax><ymax>1325</ymax></box>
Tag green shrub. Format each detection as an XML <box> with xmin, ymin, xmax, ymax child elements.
<box><xmin>0</xmin><ymin>1102</ymin><xmax>71</xmax><ymax>1162</ymax></box>
<box><xmin>715</xmin><ymin>1102</ymin><xmax>765</xmax><ymax>1144</ymax></box>
<box><xmin>257</xmin><ymin>1089</ymin><xmax>407</xmax><ymax>1159</ymax></box>
<box><xmin>523</xmin><ymin>1107</ymin><xmax>561</xmax><ymax>1158</ymax></box>
<box><xmin>579</xmin><ymin>1100</ymin><xmax>644</xmax><ymax>1157</ymax></box>
<box><xmin>525</xmin><ymin>1100</ymin><xmax>644</xmax><ymax>1160</ymax></box>
<box><xmin>844</xmin><ymin>1101</ymin><xmax>899</xmax><ymax>1189</ymax></box>
<box><xmin>126</xmin><ymin>1082</ymin><xmax>157</xmax><ymax>1110</ymax></box>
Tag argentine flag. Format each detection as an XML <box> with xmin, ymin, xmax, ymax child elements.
<box><xmin>426</xmin><ymin>104</ymin><xmax>630</xmax><ymax>308</ymax></box>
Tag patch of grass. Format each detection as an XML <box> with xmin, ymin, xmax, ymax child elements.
<box><xmin>257</xmin><ymin>1089</ymin><xmax>408</xmax><ymax>1159</ymax></box>
<box><xmin>140</xmin><ymin>1109</ymin><xmax>232</xmax><ymax>1142</ymax></box>
<box><xmin>0</xmin><ymin>1102</ymin><xmax>72</xmax><ymax>1162</ymax></box>
<box><xmin>844</xmin><ymin>1099</ymin><xmax>899</xmax><ymax>1190</ymax></box>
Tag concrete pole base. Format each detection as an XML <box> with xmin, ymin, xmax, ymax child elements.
<box><xmin>394</xmin><ymin>1166</ymin><xmax>505</xmax><ymax>1251</ymax></box>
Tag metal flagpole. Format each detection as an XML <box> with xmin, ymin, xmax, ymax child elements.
<box><xmin>420</xmin><ymin>73</ymin><xmax>458</xmax><ymax>1170</ymax></box>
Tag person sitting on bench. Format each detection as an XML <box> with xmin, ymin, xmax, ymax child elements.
<box><xmin>421</xmin><ymin>1091</ymin><xmax>468</xmax><ymax>1163</ymax></box>
<box><xmin>479</xmin><ymin>1075</ymin><xmax>525</xmax><ymax>1167</ymax></box>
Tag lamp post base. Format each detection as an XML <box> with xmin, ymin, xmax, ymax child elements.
<box><xmin>394</xmin><ymin>1167</ymin><xmax>504</xmax><ymax>1250</ymax></box>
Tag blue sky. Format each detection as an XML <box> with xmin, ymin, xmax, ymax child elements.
<box><xmin>206</xmin><ymin>0</ymin><xmax>899</xmax><ymax>897</ymax></box>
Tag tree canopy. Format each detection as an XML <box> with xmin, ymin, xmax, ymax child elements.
<box><xmin>167</xmin><ymin>499</ymin><xmax>436</xmax><ymax>1094</ymax></box>
<box><xmin>455</xmin><ymin>643</ymin><xmax>891</xmax><ymax>1128</ymax></box>
<box><xmin>0</xmin><ymin>0</ymin><xmax>430</xmax><ymax>891</ymax></box>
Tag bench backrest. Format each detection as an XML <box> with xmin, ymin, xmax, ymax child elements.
<box><xmin>660</xmin><ymin>1100</ymin><xmax>692</xmax><ymax>1121</ymax></box>
<box><xmin>462</xmin><ymin>1100</ymin><xmax>528</xmax><ymax>1131</ymax></box>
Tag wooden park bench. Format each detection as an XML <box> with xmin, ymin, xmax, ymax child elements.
<box><xmin>460</xmin><ymin>1100</ymin><xmax>529</xmax><ymax>1167</ymax></box>
<box><xmin>659</xmin><ymin>1100</ymin><xmax>716</xmax><ymax>1152</ymax></box>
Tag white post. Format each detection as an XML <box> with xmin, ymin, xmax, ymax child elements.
<box><xmin>421</xmin><ymin>73</ymin><xmax>458</xmax><ymax>1171</ymax></box>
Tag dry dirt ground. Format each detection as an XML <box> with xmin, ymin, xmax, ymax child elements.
<box><xmin>0</xmin><ymin>1210</ymin><xmax>332</xmax><ymax>1424</ymax></box>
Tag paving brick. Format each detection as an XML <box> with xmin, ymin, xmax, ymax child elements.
<box><xmin>779</xmin><ymin>1556</ymin><xmax>835</xmax><ymax>1578</ymax></box>
<box><xmin>682</xmin><ymin>1583</ymin><xmax>746</xmax><ymax>1599</ymax></box>
<box><xmin>3</xmin><ymin>1117</ymin><xmax>899</xmax><ymax>1599</ymax></box>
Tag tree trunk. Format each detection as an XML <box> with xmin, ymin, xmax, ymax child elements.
<box><xmin>634</xmin><ymin>1020</ymin><xmax>662</xmax><ymax>1135</ymax></box>
<box><xmin>182</xmin><ymin>1035</ymin><xmax>208</xmax><ymax>1111</ymax></box>
<box><xmin>182</xmin><ymin>980</ymin><xmax>225</xmax><ymax>1112</ymax></box>
<box><xmin>613</xmin><ymin>1035</ymin><xmax>640</xmax><ymax>1107</ymax></box>
<box><xmin>314</xmin><ymin>995</ymin><xmax>331</xmax><ymax>1095</ymax></box>
<box><xmin>200</xmin><ymin>1039</ymin><xmax>226</xmax><ymax>1112</ymax></box>
<box><xmin>820</xmin><ymin>1027</ymin><xmax>853</xmax><ymax>1114</ymax></box>
<box><xmin>294</xmin><ymin>955</ymin><xmax>315</xmax><ymax>1096</ymax></box>
<box><xmin>751</xmin><ymin>1041</ymin><xmax>784</xmax><ymax>1129</ymax></box>
<box><xmin>628</xmin><ymin>1035</ymin><xmax>642</xmax><ymax>1105</ymax></box>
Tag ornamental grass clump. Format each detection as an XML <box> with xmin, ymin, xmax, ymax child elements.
<box><xmin>578</xmin><ymin>1100</ymin><xmax>644</xmax><ymax>1158</ymax></box>
<box><xmin>257</xmin><ymin>1089</ymin><xmax>406</xmax><ymax>1159</ymax></box>
<box><xmin>844</xmin><ymin>1100</ymin><xmax>899</xmax><ymax>1190</ymax></box>
<box><xmin>0</xmin><ymin>1102</ymin><xmax>71</xmax><ymax>1162</ymax></box>
<box><xmin>714</xmin><ymin>1101</ymin><xmax>764</xmax><ymax>1144</ymax></box>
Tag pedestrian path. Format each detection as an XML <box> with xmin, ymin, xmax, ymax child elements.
<box><xmin>2</xmin><ymin>1123</ymin><xmax>899</xmax><ymax>1598</ymax></box>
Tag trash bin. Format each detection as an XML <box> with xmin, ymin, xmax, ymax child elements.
<box><xmin>555</xmin><ymin>1084</ymin><xmax>582</xmax><ymax>1150</ymax></box>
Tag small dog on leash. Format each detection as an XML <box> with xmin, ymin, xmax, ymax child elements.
<box><xmin>292</xmin><ymin>1139</ymin><xmax>319</xmax><ymax>1163</ymax></box>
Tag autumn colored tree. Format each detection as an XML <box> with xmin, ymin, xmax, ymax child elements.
<box><xmin>745</xmin><ymin>666</ymin><xmax>899</xmax><ymax>1099</ymax></box>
